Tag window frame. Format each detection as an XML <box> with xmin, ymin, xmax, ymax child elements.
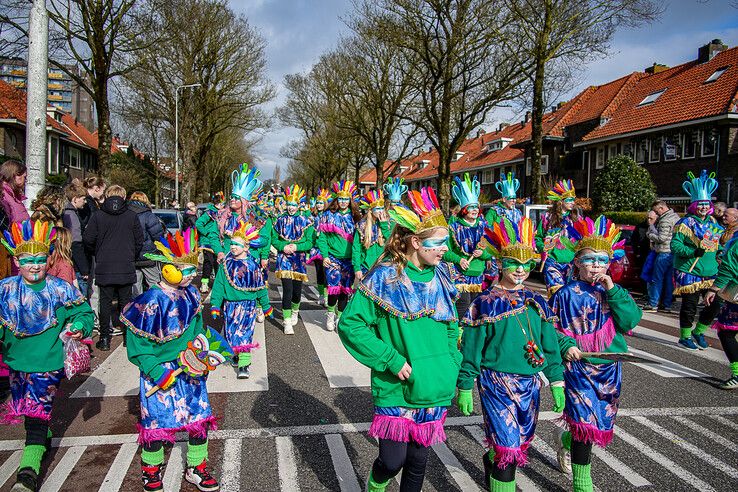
<box><xmin>701</xmin><ymin>130</ymin><xmax>717</xmax><ymax>157</ymax></box>
<box><xmin>681</xmin><ymin>132</ymin><xmax>696</xmax><ymax>160</ymax></box>
<box><xmin>595</xmin><ymin>146</ymin><xmax>606</xmax><ymax>169</ymax></box>
<box><xmin>638</xmin><ymin>89</ymin><xmax>666</xmax><ymax>106</ymax></box>
<box><xmin>705</xmin><ymin>66</ymin><xmax>728</xmax><ymax>84</ymax></box>
<box><xmin>69</xmin><ymin>147</ymin><xmax>81</xmax><ymax>169</ymax></box>
<box><xmin>649</xmin><ymin>136</ymin><xmax>661</xmax><ymax>163</ymax></box>
<box><xmin>663</xmin><ymin>135</ymin><xmax>678</xmax><ymax>162</ymax></box>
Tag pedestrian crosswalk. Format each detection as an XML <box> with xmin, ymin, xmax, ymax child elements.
<box><xmin>0</xmin><ymin>408</ymin><xmax>735</xmax><ymax>491</ymax></box>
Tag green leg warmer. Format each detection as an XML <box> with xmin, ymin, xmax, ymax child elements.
<box><xmin>283</xmin><ymin>308</ymin><xmax>292</xmax><ymax>321</ymax></box>
<box><xmin>693</xmin><ymin>323</ymin><xmax>709</xmax><ymax>336</ymax></box>
<box><xmin>141</xmin><ymin>447</ymin><xmax>165</xmax><ymax>466</ymax></box>
<box><xmin>731</xmin><ymin>361</ymin><xmax>738</xmax><ymax>377</ymax></box>
<box><xmin>291</xmin><ymin>302</ymin><xmax>300</xmax><ymax>312</ymax></box>
<box><xmin>680</xmin><ymin>327</ymin><xmax>693</xmax><ymax>339</ymax></box>
<box><xmin>572</xmin><ymin>463</ymin><xmax>594</xmax><ymax>492</ymax></box>
<box><xmin>490</xmin><ymin>478</ymin><xmax>516</xmax><ymax>492</ymax></box>
<box><xmin>327</xmin><ymin>305</ymin><xmax>336</xmax><ymax>313</ymax></box>
<box><xmin>336</xmin><ymin>311</ymin><xmax>342</xmax><ymax>321</ymax></box>
<box><xmin>238</xmin><ymin>352</ymin><xmax>252</xmax><ymax>368</ymax></box>
<box><xmin>201</xmin><ymin>278</ymin><xmax>209</xmax><ymax>287</ymax></box>
<box><xmin>317</xmin><ymin>285</ymin><xmax>326</xmax><ymax>296</ymax></box>
<box><xmin>18</xmin><ymin>444</ymin><xmax>46</xmax><ymax>474</ymax></box>
<box><xmin>186</xmin><ymin>441</ymin><xmax>209</xmax><ymax>468</ymax></box>
<box><xmin>367</xmin><ymin>471</ymin><xmax>390</xmax><ymax>492</ymax></box>
<box><xmin>562</xmin><ymin>430</ymin><xmax>572</xmax><ymax>450</ymax></box>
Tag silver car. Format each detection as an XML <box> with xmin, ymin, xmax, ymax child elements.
<box><xmin>152</xmin><ymin>209</ymin><xmax>183</xmax><ymax>235</ymax></box>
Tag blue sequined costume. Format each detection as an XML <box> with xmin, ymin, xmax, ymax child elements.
<box><xmin>273</xmin><ymin>213</ymin><xmax>312</xmax><ymax>282</ymax></box>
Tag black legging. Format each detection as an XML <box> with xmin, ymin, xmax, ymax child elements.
<box><xmin>371</xmin><ymin>439</ymin><xmax>430</xmax><ymax>492</ymax></box>
<box><xmin>25</xmin><ymin>417</ymin><xmax>49</xmax><ymax>446</ymax></box>
<box><xmin>455</xmin><ymin>292</ymin><xmax>479</xmax><ymax>321</ymax></box>
<box><xmin>202</xmin><ymin>250</ymin><xmax>216</xmax><ymax>281</ymax></box>
<box><xmin>328</xmin><ymin>293</ymin><xmax>349</xmax><ymax>312</ymax></box>
<box><xmin>315</xmin><ymin>261</ymin><xmax>326</xmax><ymax>286</ymax></box>
<box><xmin>483</xmin><ymin>451</ymin><xmax>516</xmax><ymax>483</ymax></box>
<box><xmin>718</xmin><ymin>330</ymin><xmax>738</xmax><ymax>362</ymax></box>
<box><xmin>281</xmin><ymin>278</ymin><xmax>303</xmax><ymax>310</ymax></box>
<box><xmin>142</xmin><ymin>434</ymin><xmax>207</xmax><ymax>453</ymax></box>
<box><xmin>680</xmin><ymin>290</ymin><xmax>721</xmax><ymax>328</ymax></box>
<box><xmin>572</xmin><ymin>439</ymin><xmax>593</xmax><ymax>465</ymax></box>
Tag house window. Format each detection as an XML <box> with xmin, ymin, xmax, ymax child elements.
<box><xmin>608</xmin><ymin>143</ymin><xmax>618</xmax><ymax>159</ymax></box>
<box><xmin>635</xmin><ymin>140</ymin><xmax>647</xmax><ymax>164</ymax></box>
<box><xmin>596</xmin><ymin>147</ymin><xmax>605</xmax><ymax>169</ymax></box>
<box><xmin>705</xmin><ymin>66</ymin><xmax>728</xmax><ymax>83</ymax></box>
<box><xmin>525</xmin><ymin>156</ymin><xmax>549</xmax><ymax>176</ymax></box>
<box><xmin>638</xmin><ymin>89</ymin><xmax>666</xmax><ymax>106</ymax></box>
<box><xmin>649</xmin><ymin>137</ymin><xmax>660</xmax><ymax>163</ymax></box>
<box><xmin>582</xmin><ymin>150</ymin><xmax>589</xmax><ymax>169</ymax></box>
<box><xmin>541</xmin><ymin>155</ymin><xmax>549</xmax><ymax>175</ymax></box>
<box><xmin>69</xmin><ymin>148</ymin><xmax>81</xmax><ymax>169</ymax></box>
<box><xmin>622</xmin><ymin>143</ymin><xmax>633</xmax><ymax>158</ymax></box>
<box><xmin>682</xmin><ymin>131</ymin><xmax>697</xmax><ymax>159</ymax></box>
<box><xmin>663</xmin><ymin>135</ymin><xmax>678</xmax><ymax>161</ymax></box>
<box><xmin>702</xmin><ymin>130</ymin><xmax>717</xmax><ymax>157</ymax></box>
<box><xmin>47</xmin><ymin>136</ymin><xmax>59</xmax><ymax>174</ymax></box>
<box><xmin>482</xmin><ymin>169</ymin><xmax>492</xmax><ymax>184</ymax></box>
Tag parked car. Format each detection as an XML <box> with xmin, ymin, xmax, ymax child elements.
<box><xmin>608</xmin><ymin>224</ymin><xmax>643</xmax><ymax>289</ymax></box>
<box><xmin>152</xmin><ymin>209</ymin><xmax>183</xmax><ymax>235</ymax></box>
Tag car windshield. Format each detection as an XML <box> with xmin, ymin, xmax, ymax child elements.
<box><xmin>156</xmin><ymin>213</ymin><xmax>179</xmax><ymax>228</ymax></box>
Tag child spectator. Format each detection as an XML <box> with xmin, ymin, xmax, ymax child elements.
<box><xmin>47</xmin><ymin>227</ymin><xmax>76</xmax><ymax>286</ymax></box>
<box><xmin>62</xmin><ymin>181</ymin><xmax>90</xmax><ymax>297</ymax></box>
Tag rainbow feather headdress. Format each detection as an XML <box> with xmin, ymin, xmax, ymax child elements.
<box><xmin>1</xmin><ymin>220</ymin><xmax>56</xmax><ymax>256</ymax></box>
<box><xmin>452</xmin><ymin>173</ymin><xmax>480</xmax><ymax>209</ymax></box>
<box><xmin>212</xmin><ymin>191</ymin><xmax>225</xmax><ymax>206</ymax></box>
<box><xmin>547</xmin><ymin>179</ymin><xmax>576</xmax><ymax>202</ymax></box>
<box><xmin>231</xmin><ymin>163</ymin><xmax>263</xmax><ymax>200</ymax></box>
<box><xmin>284</xmin><ymin>184</ymin><xmax>307</xmax><ymax>205</ymax></box>
<box><xmin>483</xmin><ymin>218</ymin><xmax>539</xmax><ymax>263</ymax></box>
<box><xmin>383</xmin><ymin>177</ymin><xmax>408</xmax><ymax>204</ymax></box>
<box><xmin>332</xmin><ymin>180</ymin><xmax>358</xmax><ymax>201</ymax></box>
<box><xmin>228</xmin><ymin>220</ymin><xmax>262</xmax><ymax>248</ymax></box>
<box><xmin>315</xmin><ymin>188</ymin><xmax>332</xmax><ymax>204</ymax></box>
<box><xmin>495</xmin><ymin>172</ymin><xmax>520</xmax><ymax>199</ymax></box>
<box><xmin>387</xmin><ymin>187</ymin><xmax>447</xmax><ymax>233</ymax></box>
<box><xmin>359</xmin><ymin>190</ymin><xmax>385</xmax><ymax>210</ymax></box>
<box><xmin>563</xmin><ymin>215</ymin><xmax>625</xmax><ymax>259</ymax></box>
<box><xmin>683</xmin><ymin>169</ymin><xmax>718</xmax><ymax>203</ymax></box>
<box><xmin>147</xmin><ymin>228</ymin><xmax>200</xmax><ymax>266</ymax></box>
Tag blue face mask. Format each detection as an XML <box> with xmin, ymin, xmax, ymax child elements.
<box><xmin>578</xmin><ymin>254</ymin><xmax>610</xmax><ymax>266</ymax></box>
<box><xmin>421</xmin><ymin>236</ymin><xmax>449</xmax><ymax>249</ymax></box>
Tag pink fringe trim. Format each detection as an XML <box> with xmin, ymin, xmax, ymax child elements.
<box><xmin>483</xmin><ymin>440</ymin><xmax>532</xmax><ymax>468</ymax></box>
<box><xmin>1</xmin><ymin>399</ymin><xmax>51</xmax><ymax>425</ymax></box>
<box><xmin>137</xmin><ymin>416</ymin><xmax>218</xmax><ymax>446</ymax></box>
<box><xmin>327</xmin><ymin>286</ymin><xmax>355</xmax><ymax>295</ymax></box>
<box><xmin>318</xmin><ymin>224</ymin><xmax>354</xmax><ymax>242</ymax></box>
<box><xmin>562</xmin><ymin>415</ymin><xmax>613</xmax><ymax>448</ymax></box>
<box><xmin>559</xmin><ymin>318</ymin><xmax>616</xmax><ymax>352</ymax></box>
<box><xmin>306</xmin><ymin>254</ymin><xmax>323</xmax><ymax>265</ymax></box>
<box><xmin>233</xmin><ymin>342</ymin><xmax>260</xmax><ymax>354</ymax></box>
<box><xmin>712</xmin><ymin>322</ymin><xmax>738</xmax><ymax>332</ymax></box>
<box><xmin>368</xmin><ymin>414</ymin><xmax>447</xmax><ymax>447</ymax></box>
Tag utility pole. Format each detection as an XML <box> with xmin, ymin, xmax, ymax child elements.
<box><xmin>25</xmin><ymin>0</ymin><xmax>48</xmax><ymax>204</ymax></box>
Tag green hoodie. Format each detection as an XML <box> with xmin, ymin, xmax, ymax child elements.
<box><xmin>317</xmin><ymin>210</ymin><xmax>353</xmax><ymax>259</ymax></box>
<box><xmin>442</xmin><ymin>216</ymin><xmax>492</xmax><ymax>278</ymax></box>
<box><xmin>670</xmin><ymin>214</ymin><xmax>721</xmax><ymax>278</ymax></box>
<box><xmin>195</xmin><ymin>207</ymin><xmax>224</xmax><ymax>254</ymax></box>
<box><xmin>338</xmin><ymin>262</ymin><xmax>461</xmax><ymax>408</ymax></box>
<box><xmin>352</xmin><ymin>220</ymin><xmax>391</xmax><ymax>273</ymax></box>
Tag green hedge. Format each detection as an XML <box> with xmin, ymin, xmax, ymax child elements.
<box><xmin>603</xmin><ymin>211</ymin><xmax>648</xmax><ymax>226</ymax></box>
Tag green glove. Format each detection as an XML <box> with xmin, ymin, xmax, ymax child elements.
<box><xmin>457</xmin><ymin>389</ymin><xmax>473</xmax><ymax>416</ymax></box>
<box><xmin>69</xmin><ymin>321</ymin><xmax>84</xmax><ymax>333</ymax></box>
<box><xmin>551</xmin><ymin>385</ymin><xmax>565</xmax><ymax>413</ymax></box>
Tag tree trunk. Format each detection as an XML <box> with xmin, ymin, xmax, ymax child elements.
<box><xmin>437</xmin><ymin>148</ymin><xmax>452</xmax><ymax>214</ymax></box>
<box><xmin>531</xmin><ymin>57</ymin><xmax>546</xmax><ymax>202</ymax></box>
<box><xmin>95</xmin><ymin>79</ymin><xmax>112</xmax><ymax>175</ymax></box>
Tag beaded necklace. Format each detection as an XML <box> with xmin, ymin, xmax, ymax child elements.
<box><xmin>494</xmin><ymin>286</ymin><xmax>545</xmax><ymax>367</ymax></box>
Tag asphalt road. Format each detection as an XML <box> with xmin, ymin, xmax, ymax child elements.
<box><xmin>0</xmin><ymin>270</ymin><xmax>736</xmax><ymax>492</ymax></box>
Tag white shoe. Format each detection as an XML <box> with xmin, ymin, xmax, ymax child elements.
<box><xmin>256</xmin><ymin>307</ymin><xmax>265</xmax><ymax>323</ymax></box>
<box><xmin>284</xmin><ymin>318</ymin><xmax>294</xmax><ymax>335</ymax></box>
<box><xmin>200</xmin><ymin>282</ymin><xmax>209</xmax><ymax>294</ymax></box>
<box><xmin>291</xmin><ymin>310</ymin><xmax>299</xmax><ymax>324</ymax></box>
<box><xmin>326</xmin><ymin>311</ymin><xmax>336</xmax><ymax>332</ymax></box>
<box><xmin>556</xmin><ymin>426</ymin><xmax>572</xmax><ymax>474</ymax></box>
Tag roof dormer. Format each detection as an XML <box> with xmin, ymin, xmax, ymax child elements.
<box><xmin>452</xmin><ymin>151</ymin><xmax>465</xmax><ymax>161</ymax></box>
<box><xmin>485</xmin><ymin>137</ymin><xmax>513</xmax><ymax>152</ymax></box>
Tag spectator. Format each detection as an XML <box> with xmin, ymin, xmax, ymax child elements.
<box><xmin>128</xmin><ymin>191</ymin><xmax>166</xmax><ymax>296</ymax></box>
<box><xmin>79</xmin><ymin>175</ymin><xmax>106</xmax><ymax>228</ymax></box>
<box><xmin>47</xmin><ymin>227</ymin><xmax>76</xmax><ymax>286</ymax></box>
<box><xmin>183</xmin><ymin>201</ymin><xmax>198</xmax><ymax>229</ymax></box>
<box><xmin>0</xmin><ymin>182</ymin><xmax>10</xmax><ymax>279</ymax></box>
<box><xmin>721</xmin><ymin>208</ymin><xmax>738</xmax><ymax>246</ymax></box>
<box><xmin>714</xmin><ymin>201</ymin><xmax>727</xmax><ymax>224</ymax></box>
<box><xmin>30</xmin><ymin>186</ymin><xmax>64</xmax><ymax>226</ymax></box>
<box><xmin>62</xmin><ymin>181</ymin><xmax>91</xmax><ymax>297</ymax></box>
<box><xmin>83</xmin><ymin>184</ymin><xmax>143</xmax><ymax>351</ymax></box>
<box><xmin>0</xmin><ymin>159</ymin><xmax>29</xmax><ymax>223</ymax></box>
<box><xmin>644</xmin><ymin>200</ymin><xmax>679</xmax><ymax>312</ymax></box>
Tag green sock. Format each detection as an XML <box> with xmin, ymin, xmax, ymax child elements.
<box><xmin>186</xmin><ymin>441</ymin><xmax>208</xmax><ymax>467</ymax></box>
<box><xmin>693</xmin><ymin>323</ymin><xmax>709</xmax><ymax>336</ymax></box>
<box><xmin>572</xmin><ymin>463</ymin><xmax>593</xmax><ymax>492</ymax></box>
<box><xmin>283</xmin><ymin>308</ymin><xmax>292</xmax><ymax>321</ymax></box>
<box><xmin>291</xmin><ymin>302</ymin><xmax>300</xmax><ymax>312</ymax></box>
<box><xmin>680</xmin><ymin>327</ymin><xmax>693</xmax><ymax>339</ymax></box>
<box><xmin>141</xmin><ymin>447</ymin><xmax>164</xmax><ymax>466</ymax></box>
<box><xmin>317</xmin><ymin>285</ymin><xmax>326</xmax><ymax>296</ymax></box>
<box><xmin>731</xmin><ymin>361</ymin><xmax>738</xmax><ymax>377</ymax></box>
<box><xmin>238</xmin><ymin>352</ymin><xmax>252</xmax><ymax>368</ymax></box>
<box><xmin>201</xmin><ymin>278</ymin><xmax>209</xmax><ymax>287</ymax></box>
<box><xmin>561</xmin><ymin>430</ymin><xmax>572</xmax><ymax>450</ymax></box>
<box><xmin>327</xmin><ymin>305</ymin><xmax>336</xmax><ymax>313</ymax></box>
<box><xmin>491</xmin><ymin>478</ymin><xmax>516</xmax><ymax>492</ymax></box>
<box><xmin>18</xmin><ymin>444</ymin><xmax>45</xmax><ymax>474</ymax></box>
<box><xmin>336</xmin><ymin>311</ymin><xmax>342</xmax><ymax>321</ymax></box>
<box><xmin>47</xmin><ymin>429</ymin><xmax>52</xmax><ymax>439</ymax></box>
<box><xmin>367</xmin><ymin>471</ymin><xmax>390</xmax><ymax>492</ymax></box>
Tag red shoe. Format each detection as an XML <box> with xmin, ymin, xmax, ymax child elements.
<box><xmin>185</xmin><ymin>460</ymin><xmax>220</xmax><ymax>491</ymax></box>
<box><xmin>141</xmin><ymin>464</ymin><xmax>163</xmax><ymax>492</ymax></box>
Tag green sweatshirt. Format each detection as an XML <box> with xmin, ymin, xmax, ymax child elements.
<box><xmin>457</xmin><ymin>305</ymin><xmax>564</xmax><ymax>390</ymax></box>
<box><xmin>222</xmin><ymin>217</ymin><xmax>273</xmax><ymax>261</ymax></box>
<box><xmin>352</xmin><ymin>220</ymin><xmax>391</xmax><ymax>273</ymax></box>
<box><xmin>556</xmin><ymin>285</ymin><xmax>641</xmax><ymax>365</ymax></box>
<box><xmin>337</xmin><ymin>263</ymin><xmax>461</xmax><ymax>408</ymax></box>
<box><xmin>442</xmin><ymin>216</ymin><xmax>492</xmax><ymax>277</ymax></box>
<box><xmin>317</xmin><ymin>211</ymin><xmax>353</xmax><ymax>259</ymax></box>
<box><xmin>670</xmin><ymin>215</ymin><xmax>721</xmax><ymax>277</ymax></box>
<box><xmin>271</xmin><ymin>216</ymin><xmax>315</xmax><ymax>254</ymax></box>
<box><xmin>195</xmin><ymin>208</ymin><xmax>224</xmax><ymax>254</ymax></box>
<box><xmin>712</xmin><ymin>239</ymin><xmax>738</xmax><ymax>290</ymax></box>
<box><xmin>209</xmin><ymin>254</ymin><xmax>271</xmax><ymax>311</ymax></box>
<box><xmin>0</xmin><ymin>281</ymin><xmax>94</xmax><ymax>373</ymax></box>
<box><xmin>535</xmin><ymin>214</ymin><xmax>576</xmax><ymax>264</ymax></box>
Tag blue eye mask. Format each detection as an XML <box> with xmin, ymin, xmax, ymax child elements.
<box><xmin>578</xmin><ymin>255</ymin><xmax>610</xmax><ymax>266</ymax></box>
<box><xmin>421</xmin><ymin>236</ymin><xmax>449</xmax><ymax>249</ymax></box>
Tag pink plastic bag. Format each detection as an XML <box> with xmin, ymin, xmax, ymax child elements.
<box><xmin>59</xmin><ymin>331</ymin><xmax>91</xmax><ymax>378</ymax></box>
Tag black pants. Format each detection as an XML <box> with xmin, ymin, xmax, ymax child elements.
<box><xmin>25</xmin><ymin>417</ymin><xmax>49</xmax><ymax>447</ymax></box>
<box><xmin>99</xmin><ymin>284</ymin><xmax>133</xmax><ymax>339</ymax></box>
<box><xmin>281</xmin><ymin>278</ymin><xmax>303</xmax><ymax>310</ymax></box>
<box><xmin>455</xmin><ymin>291</ymin><xmax>479</xmax><ymax>321</ymax></box>
<box><xmin>680</xmin><ymin>290</ymin><xmax>721</xmax><ymax>328</ymax></box>
<box><xmin>371</xmin><ymin>439</ymin><xmax>430</xmax><ymax>492</ymax></box>
<box><xmin>572</xmin><ymin>439</ymin><xmax>593</xmax><ymax>465</ymax></box>
<box><xmin>719</xmin><ymin>330</ymin><xmax>738</xmax><ymax>362</ymax></box>
<box><xmin>142</xmin><ymin>434</ymin><xmax>207</xmax><ymax>453</ymax></box>
<box><xmin>315</xmin><ymin>261</ymin><xmax>326</xmax><ymax>286</ymax></box>
<box><xmin>202</xmin><ymin>250</ymin><xmax>216</xmax><ymax>281</ymax></box>
<box><xmin>328</xmin><ymin>293</ymin><xmax>349</xmax><ymax>312</ymax></box>
<box><xmin>483</xmin><ymin>451</ymin><xmax>516</xmax><ymax>483</ymax></box>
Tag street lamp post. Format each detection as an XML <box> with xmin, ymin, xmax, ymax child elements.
<box><xmin>175</xmin><ymin>83</ymin><xmax>201</xmax><ymax>206</ymax></box>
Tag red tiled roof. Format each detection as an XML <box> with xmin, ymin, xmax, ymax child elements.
<box><xmin>358</xmin><ymin>160</ymin><xmax>400</xmax><ymax>185</ymax></box>
<box><xmin>582</xmin><ymin>47</ymin><xmax>738</xmax><ymax>141</ymax></box>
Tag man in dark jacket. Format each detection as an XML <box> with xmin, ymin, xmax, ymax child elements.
<box><xmin>83</xmin><ymin>185</ymin><xmax>143</xmax><ymax>351</ymax></box>
<box><xmin>129</xmin><ymin>192</ymin><xmax>166</xmax><ymax>296</ymax></box>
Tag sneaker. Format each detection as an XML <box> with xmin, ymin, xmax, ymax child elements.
<box><xmin>291</xmin><ymin>310</ymin><xmax>299</xmax><ymax>324</ymax></box>
<box><xmin>111</xmin><ymin>327</ymin><xmax>124</xmax><ymax>337</ymax></box>
<box><xmin>237</xmin><ymin>366</ymin><xmax>250</xmax><ymax>379</ymax></box>
<box><xmin>185</xmin><ymin>460</ymin><xmax>220</xmax><ymax>492</ymax></box>
<box><xmin>659</xmin><ymin>307</ymin><xmax>673</xmax><ymax>314</ymax></box>
<box><xmin>10</xmin><ymin>468</ymin><xmax>38</xmax><ymax>492</ymax></box>
<box><xmin>230</xmin><ymin>356</ymin><xmax>238</xmax><ymax>368</ymax></box>
<box><xmin>326</xmin><ymin>311</ymin><xmax>336</xmax><ymax>332</ymax></box>
<box><xmin>719</xmin><ymin>375</ymin><xmax>738</xmax><ymax>390</ymax></box>
<box><xmin>95</xmin><ymin>338</ymin><xmax>111</xmax><ymax>351</ymax></box>
<box><xmin>256</xmin><ymin>307</ymin><xmax>265</xmax><ymax>323</ymax></box>
<box><xmin>642</xmin><ymin>305</ymin><xmax>657</xmax><ymax>313</ymax></box>
<box><xmin>678</xmin><ymin>337</ymin><xmax>699</xmax><ymax>351</ymax></box>
<box><xmin>692</xmin><ymin>333</ymin><xmax>709</xmax><ymax>350</ymax></box>
<box><xmin>555</xmin><ymin>427</ymin><xmax>572</xmax><ymax>474</ymax></box>
<box><xmin>141</xmin><ymin>463</ymin><xmax>164</xmax><ymax>492</ymax></box>
<box><xmin>283</xmin><ymin>318</ymin><xmax>294</xmax><ymax>335</ymax></box>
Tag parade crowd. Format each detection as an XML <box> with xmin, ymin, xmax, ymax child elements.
<box><xmin>0</xmin><ymin>157</ymin><xmax>736</xmax><ymax>492</ymax></box>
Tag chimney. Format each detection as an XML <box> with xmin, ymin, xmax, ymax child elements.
<box><xmin>498</xmin><ymin>122</ymin><xmax>509</xmax><ymax>132</ymax></box>
<box><xmin>645</xmin><ymin>63</ymin><xmax>669</xmax><ymax>74</ymax></box>
<box><xmin>698</xmin><ymin>39</ymin><xmax>728</xmax><ymax>63</ymax></box>
<box><xmin>476</xmin><ymin>128</ymin><xmax>485</xmax><ymax>138</ymax></box>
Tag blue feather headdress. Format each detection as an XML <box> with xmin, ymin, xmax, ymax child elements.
<box><xmin>231</xmin><ymin>163</ymin><xmax>263</xmax><ymax>200</ymax></box>
<box><xmin>383</xmin><ymin>177</ymin><xmax>408</xmax><ymax>205</ymax></box>
<box><xmin>495</xmin><ymin>172</ymin><xmax>520</xmax><ymax>199</ymax></box>
<box><xmin>683</xmin><ymin>169</ymin><xmax>718</xmax><ymax>203</ymax></box>
<box><xmin>452</xmin><ymin>173</ymin><xmax>480</xmax><ymax>209</ymax></box>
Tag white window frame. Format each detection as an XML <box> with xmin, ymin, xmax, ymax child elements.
<box><xmin>525</xmin><ymin>156</ymin><xmax>549</xmax><ymax>176</ymax></box>
<box><xmin>47</xmin><ymin>136</ymin><xmax>59</xmax><ymax>175</ymax></box>
<box><xmin>649</xmin><ymin>137</ymin><xmax>661</xmax><ymax>163</ymax></box>
<box><xmin>663</xmin><ymin>135</ymin><xmax>678</xmax><ymax>161</ymax></box>
<box><xmin>582</xmin><ymin>150</ymin><xmax>589</xmax><ymax>170</ymax></box>
<box><xmin>681</xmin><ymin>132</ymin><xmax>696</xmax><ymax>159</ymax></box>
<box><xmin>69</xmin><ymin>147</ymin><xmax>81</xmax><ymax>169</ymax></box>
<box><xmin>595</xmin><ymin>146</ymin><xmax>605</xmax><ymax>169</ymax></box>
<box><xmin>635</xmin><ymin>140</ymin><xmax>647</xmax><ymax>164</ymax></box>
<box><xmin>482</xmin><ymin>169</ymin><xmax>492</xmax><ymax>184</ymax></box>
<box><xmin>638</xmin><ymin>89</ymin><xmax>666</xmax><ymax>106</ymax></box>
<box><xmin>705</xmin><ymin>67</ymin><xmax>728</xmax><ymax>83</ymax></box>
<box><xmin>621</xmin><ymin>143</ymin><xmax>633</xmax><ymax>158</ymax></box>
<box><xmin>701</xmin><ymin>130</ymin><xmax>716</xmax><ymax>157</ymax></box>
<box><xmin>608</xmin><ymin>143</ymin><xmax>618</xmax><ymax>159</ymax></box>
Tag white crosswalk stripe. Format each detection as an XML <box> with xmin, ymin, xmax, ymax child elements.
<box><xmin>162</xmin><ymin>442</ymin><xmax>186</xmax><ymax>492</ymax></box>
<box><xmin>39</xmin><ymin>445</ymin><xmax>86</xmax><ymax>492</ymax></box>
<box><xmin>710</xmin><ymin>414</ymin><xmax>738</xmax><ymax>431</ymax></box>
<box><xmin>634</xmin><ymin>325</ymin><xmax>727</xmax><ymax>365</ymax></box>
<box><xmin>325</xmin><ymin>434</ymin><xmax>362</xmax><ymax>492</ymax></box>
<box><xmin>220</xmin><ymin>438</ymin><xmax>243</xmax><ymax>492</ymax></box>
<box><xmin>641</xmin><ymin>312</ymin><xmax>719</xmax><ymax>339</ymax></box>
<box><xmin>628</xmin><ymin>347</ymin><xmax>709</xmax><ymax>378</ymax></box>
<box><xmin>433</xmin><ymin>440</ymin><xmax>484</xmax><ymax>491</ymax></box>
<box><xmin>591</xmin><ymin>445</ymin><xmax>651</xmax><ymax>488</ymax></box>
<box><xmin>99</xmin><ymin>442</ymin><xmax>138</xmax><ymax>492</ymax></box>
<box><xmin>275</xmin><ymin>436</ymin><xmax>300</xmax><ymax>491</ymax></box>
<box><xmin>671</xmin><ymin>416</ymin><xmax>738</xmax><ymax>453</ymax></box>
<box><xmin>0</xmin><ymin>450</ymin><xmax>21</xmax><ymax>488</ymax></box>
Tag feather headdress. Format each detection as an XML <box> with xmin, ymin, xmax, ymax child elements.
<box><xmin>683</xmin><ymin>169</ymin><xmax>718</xmax><ymax>203</ymax></box>
<box><xmin>452</xmin><ymin>173</ymin><xmax>480</xmax><ymax>209</ymax></box>
<box><xmin>562</xmin><ymin>215</ymin><xmax>625</xmax><ymax>259</ymax></box>
<box><xmin>359</xmin><ymin>190</ymin><xmax>385</xmax><ymax>210</ymax></box>
<box><xmin>495</xmin><ymin>172</ymin><xmax>520</xmax><ymax>199</ymax></box>
<box><xmin>1</xmin><ymin>219</ymin><xmax>56</xmax><ymax>256</ymax></box>
<box><xmin>547</xmin><ymin>179</ymin><xmax>576</xmax><ymax>202</ymax></box>
<box><xmin>383</xmin><ymin>177</ymin><xmax>408</xmax><ymax>204</ymax></box>
<box><xmin>388</xmin><ymin>187</ymin><xmax>447</xmax><ymax>233</ymax></box>
<box><xmin>228</xmin><ymin>220</ymin><xmax>263</xmax><ymax>248</ymax></box>
<box><xmin>483</xmin><ymin>217</ymin><xmax>539</xmax><ymax>263</ymax></box>
<box><xmin>284</xmin><ymin>184</ymin><xmax>307</xmax><ymax>205</ymax></box>
<box><xmin>315</xmin><ymin>188</ymin><xmax>332</xmax><ymax>204</ymax></box>
<box><xmin>146</xmin><ymin>227</ymin><xmax>201</xmax><ymax>266</ymax></box>
<box><xmin>231</xmin><ymin>163</ymin><xmax>263</xmax><ymax>200</ymax></box>
<box><xmin>332</xmin><ymin>180</ymin><xmax>358</xmax><ymax>201</ymax></box>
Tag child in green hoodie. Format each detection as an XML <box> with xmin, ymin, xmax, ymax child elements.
<box><xmin>353</xmin><ymin>190</ymin><xmax>391</xmax><ymax>281</ymax></box>
<box><xmin>338</xmin><ymin>187</ymin><xmax>461</xmax><ymax>492</ymax></box>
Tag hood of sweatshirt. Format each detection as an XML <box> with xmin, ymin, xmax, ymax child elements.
<box><xmin>101</xmin><ymin>196</ymin><xmax>127</xmax><ymax>215</ymax></box>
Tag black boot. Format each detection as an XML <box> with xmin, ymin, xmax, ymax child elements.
<box><xmin>95</xmin><ymin>337</ymin><xmax>111</xmax><ymax>351</ymax></box>
<box><xmin>11</xmin><ymin>468</ymin><xmax>38</xmax><ymax>492</ymax></box>
<box><xmin>483</xmin><ymin>451</ymin><xmax>494</xmax><ymax>490</ymax></box>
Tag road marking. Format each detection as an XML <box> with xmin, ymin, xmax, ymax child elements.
<box><xmin>529</xmin><ymin>436</ymin><xmax>559</xmax><ymax>471</ymax></box>
<box><xmin>672</xmin><ymin>416</ymin><xmax>738</xmax><ymax>453</ymax></box>
<box><xmin>432</xmin><ymin>441</ymin><xmax>483</xmax><ymax>491</ymax></box>
<box><xmin>628</xmin><ymin>348</ymin><xmax>709</xmax><ymax>378</ymax></box>
<box><xmin>633</xmin><ymin>326</ymin><xmax>727</xmax><ymax>365</ymax></box>
<box><xmin>0</xmin><ymin>450</ymin><xmax>21</xmax><ymax>487</ymax></box>
<box><xmin>710</xmin><ymin>415</ymin><xmax>738</xmax><ymax>431</ymax></box>
<box><xmin>306</xmin><ymin>285</ymin><xmax>319</xmax><ymax>300</ymax></box>
<box><xmin>162</xmin><ymin>442</ymin><xmax>186</xmax><ymax>492</ymax></box>
<box><xmin>220</xmin><ymin>438</ymin><xmax>243</xmax><ymax>492</ymax></box>
<box><xmin>276</xmin><ymin>286</ymin><xmax>283</xmax><ymax>300</ymax></box>
<box><xmin>325</xmin><ymin>434</ymin><xmax>361</xmax><ymax>492</ymax></box>
<box><xmin>275</xmin><ymin>436</ymin><xmax>300</xmax><ymax>491</ymax></box>
<box><xmin>631</xmin><ymin>416</ymin><xmax>738</xmax><ymax>479</ymax></box>
<box><xmin>207</xmin><ymin>319</ymin><xmax>269</xmax><ymax>392</ymax></box>
<box><xmin>99</xmin><ymin>442</ymin><xmax>138</xmax><ymax>492</ymax></box>
<box><xmin>301</xmin><ymin>310</ymin><xmax>370</xmax><ymax>387</ymax></box>
<box><xmin>641</xmin><ymin>312</ymin><xmax>718</xmax><ymax>339</ymax></box>
<box><xmin>592</xmin><ymin>446</ymin><xmax>651</xmax><ymax>487</ymax></box>
<box><xmin>39</xmin><ymin>446</ymin><xmax>86</xmax><ymax>492</ymax></box>
<box><xmin>615</xmin><ymin>425</ymin><xmax>715</xmax><ymax>491</ymax></box>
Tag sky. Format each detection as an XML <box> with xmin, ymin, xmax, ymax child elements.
<box><xmin>231</xmin><ymin>0</ymin><xmax>738</xmax><ymax>180</ymax></box>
